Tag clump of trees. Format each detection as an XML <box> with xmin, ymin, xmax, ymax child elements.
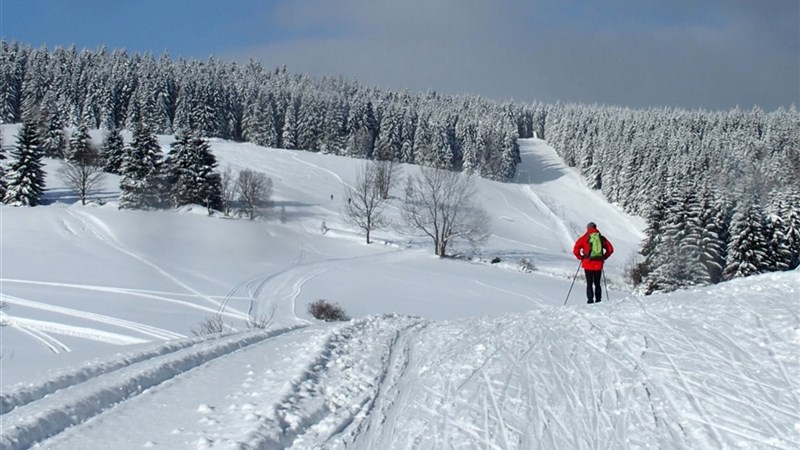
<box><xmin>342</xmin><ymin>160</ymin><xmax>491</xmax><ymax>257</ymax></box>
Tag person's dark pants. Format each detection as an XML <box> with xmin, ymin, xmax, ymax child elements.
<box><xmin>585</xmin><ymin>269</ymin><xmax>602</xmax><ymax>303</ymax></box>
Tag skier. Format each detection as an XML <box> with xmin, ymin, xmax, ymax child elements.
<box><xmin>572</xmin><ymin>222</ymin><xmax>614</xmax><ymax>304</ymax></box>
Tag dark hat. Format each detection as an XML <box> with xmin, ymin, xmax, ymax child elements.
<box><xmin>587</xmin><ymin>222</ymin><xmax>596</xmax><ymax>229</ymax></box>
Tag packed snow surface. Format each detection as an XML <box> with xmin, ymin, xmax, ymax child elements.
<box><xmin>1</xmin><ymin>127</ymin><xmax>797</xmax><ymax>449</ymax></box>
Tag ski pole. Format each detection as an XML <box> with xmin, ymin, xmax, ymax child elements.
<box><xmin>563</xmin><ymin>260</ymin><xmax>582</xmax><ymax>305</ymax></box>
<box><xmin>602</xmin><ymin>269</ymin><xmax>610</xmax><ymax>302</ymax></box>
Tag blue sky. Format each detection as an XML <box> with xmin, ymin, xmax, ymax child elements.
<box><xmin>2</xmin><ymin>0</ymin><xmax>797</xmax><ymax>111</ymax></box>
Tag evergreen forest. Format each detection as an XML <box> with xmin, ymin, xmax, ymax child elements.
<box><xmin>1</xmin><ymin>40</ymin><xmax>797</xmax><ymax>292</ymax></box>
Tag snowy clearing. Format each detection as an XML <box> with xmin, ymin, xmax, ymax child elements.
<box><xmin>1</xmin><ymin>127</ymin><xmax>797</xmax><ymax>449</ymax></box>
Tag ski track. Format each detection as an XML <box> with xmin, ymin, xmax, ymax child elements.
<box><xmin>65</xmin><ymin>208</ymin><xmax>249</xmax><ymax>320</ymax></box>
<box><xmin>354</xmin><ymin>288</ymin><xmax>799</xmax><ymax>449</ymax></box>
<box><xmin>1</xmin><ymin>294</ymin><xmax>184</xmax><ymax>340</ymax></box>
<box><xmin>10</xmin><ymin>323</ymin><xmax>71</xmax><ymax>354</ymax></box>
<box><xmin>0</xmin><ymin>277</ymin><xmax>246</xmax><ymax>320</ymax></box>
<box><xmin>0</xmin><ymin>327</ymin><xmax>300</xmax><ymax>450</ymax></box>
<box><xmin>2</xmin><ymin>313</ymin><xmax>147</xmax><ymax>347</ymax></box>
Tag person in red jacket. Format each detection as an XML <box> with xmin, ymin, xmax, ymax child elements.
<box><xmin>572</xmin><ymin>222</ymin><xmax>614</xmax><ymax>304</ymax></box>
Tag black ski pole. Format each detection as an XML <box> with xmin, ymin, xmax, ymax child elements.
<box><xmin>602</xmin><ymin>269</ymin><xmax>610</xmax><ymax>302</ymax></box>
<box><xmin>564</xmin><ymin>261</ymin><xmax>582</xmax><ymax>305</ymax></box>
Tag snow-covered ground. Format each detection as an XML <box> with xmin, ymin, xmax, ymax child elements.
<box><xmin>0</xmin><ymin>126</ymin><xmax>797</xmax><ymax>449</ymax></box>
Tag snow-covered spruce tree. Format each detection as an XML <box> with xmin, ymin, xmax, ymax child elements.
<box><xmin>119</xmin><ymin>123</ymin><xmax>164</xmax><ymax>210</ymax></box>
<box><xmin>723</xmin><ymin>199</ymin><xmax>771</xmax><ymax>280</ymax></box>
<box><xmin>37</xmin><ymin>95</ymin><xmax>67</xmax><ymax>158</ymax></box>
<box><xmin>0</xmin><ymin>40</ymin><xmax>26</xmax><ymax>123</ymax></box>
<box><xmin>776</xmin><ymin>187</ymin><xmax>800</xmax><ymax>269</ymax></box>
<box><xmin>697</xmin><ymin>189</ymin><xmax>730</xmax><ymax>284</ymax></box>
<box><xmin>4</xmin><ymin>120</ymin><xmax>46</xmax><ymax>206</ymax></box>
<box><xmin>101</xmin><ymin>126</ymin><xmax>125</xmax><ymax>174</ymax></box>
<box><xmin>281</xmin><ymin>96</ymin><xmax>298</xmax><ymax>150</ymax></box>
<box><xmin>765</xmin><ymin>212</ymin><xmax>792</xmax><ymax>272</ymax></box>
<box><xmin>242</xmin><ymin>92</ymin><xmax>278</xmax><ymax>147</ymax></box>
<box><xmin>66</xmin><ymin>124</ymin><xmax>92</xmax><ymax>164</ymax></box>
<box><xmin>766</xmin><ymin>187</ymin><xmax>800</xmax><ymax>271</ymax></box>
<box><xmin>635</xmin><ymin>195</ymin><xmax>668</xmax><ymax>292</ymax></box>
<box><xmin>164</xmin><ymin>129</ymin><xmax>222</xmax><ymax>212</ymax></box>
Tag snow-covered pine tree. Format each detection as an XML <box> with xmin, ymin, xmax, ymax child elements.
<box><xmin>4</xmin><ymin>120</ymin><xmax>46</xmax><ymax>206</ymax></box>
<box><xmin>38</xmin><ymin>93</ymin><xmax>67</xmax><ymax>158</ymax></box>
<box><xmin>765</xmin><ymin>212</ymin><xmax>792</xmax><ymax>272</ymax></box>
<box><xmin>66</xmin><ymin>124</ymin><xmax>93</xmax><ymax>164</ymax></box>
<box><xmin>281</xmin><ymin>97</ymin><xmax>298</xmax><ymax>150</ymax></box>
<box><xmin>766</xmin><ymin>187</ymin><xmax>800</xmax><ymax>271</ymax></box>
<box><xmin>165</xmin><ymin>129</ymin><xmax>222</xmax><ymax>211</ymax></box>
<box><xmin>101</xmin><ymin>126</ymin><xmax>125</xmax><ymax>174</ymax></box>
<box><xmin>119</xmin><ymin>123</ymin><xmax>163</xmax><ymax>209</ymax></box>
<box><xmin>723</xmin><ymin>199</ymin><xmax>771</xmax><ymax>280</ymax></box>
<box><xmin>0</xmin><ymin>40</ymin><xmax>26</xmax><ymax>123</ymax></box>
<box><xmin>777</xmin><ymin>187</ymin><xmax>800</xmax><ymax>269</ymax></box>
<box><xmin>697</xmin><ymin>189</ymin><xmax>729</xmax><ymax>283</ymax></box>
<box><xmin>242</xmin><ymin>92</ymin><xmax>278</xmax><ymax>148</ymax></box>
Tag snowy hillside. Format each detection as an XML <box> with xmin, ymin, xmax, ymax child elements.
<box><xmin>1</xmin><ymin>128</ymin><xmax>797</xmax><ymax>449</ymax></box>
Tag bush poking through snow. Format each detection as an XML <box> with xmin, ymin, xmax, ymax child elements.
<box><xmin>247</xmin><ymin>306</ymin><xmax>277</xmax><ymax>330</ymax></box>
<box><xmin>519</xmin><ymin>258</ymin><xmax>535</xmax><ymax>272</ymax></box>
<box><xmin>191</xmin><ymin>315</ymin><xmax>226</xmax><ymax>336</ymax></box>
<box><xmin>308</xmin><ymin>299</ymin><xmax>349</xmax><ymax>322</ymax></box>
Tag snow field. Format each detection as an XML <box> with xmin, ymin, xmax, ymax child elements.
<box><xmin>1</xmin><ymin>124</ymin><xmax>797</xmax><ymax>448</ymax></box>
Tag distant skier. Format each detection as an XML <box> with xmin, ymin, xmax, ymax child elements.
<box><xmin>572</xmin><ymin>222</ymin><xmax>614</xmax><ymax>304</ymax></box>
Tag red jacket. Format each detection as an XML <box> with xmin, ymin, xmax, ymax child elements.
<box><xmin>573</xmin><ymin>227</ymin><xmax>614</xmax><ymax>270</ymax></box>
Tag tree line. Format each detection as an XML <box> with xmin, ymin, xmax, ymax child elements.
<box><xmin>1</xmin><ymin>40</ymin><xmax>797</xmax><ymax>291</ymax></box>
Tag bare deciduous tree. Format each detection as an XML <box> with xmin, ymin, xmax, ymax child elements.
<box><xmin>343</xmin><ymin>162</ymin><xmax>387</xmax><ymax>244</ymax></box>
<box><xmin>237</xmin><ymin>168</ymin><xmax>273</xmax><ymax>220</ymax></box>
<box><xmin>57</xmin><ymin>145</ymin><xmax>106</xmax><ymax>205</ymax></box>
<box><xmin>402</xmin><ymin>166</ymin><xmax>491</xmax><ymax>257</ymax></box>
<box><xmin>220</xmin><ymin>166</ymin><xmax>237</xmax><ymax>216</ymax></box>
<box><xmin>374</xmin><ymin>159</ymin><xmax>400</xmax><ymax>200</ymax></box>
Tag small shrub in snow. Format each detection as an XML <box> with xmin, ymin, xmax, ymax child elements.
<box><xmin>490</xmin><ymin>257</ymin><xmax>501</xmax><ymax>264</ymax></box>
<box><xmin>519</xmin><ymin>258</ymin><xmax>535</xmax><ymax>273</ymax></box>
<box><xmin>247</xmin><ymin>306</ymin><xmax>276</xmax><ymax>330</ymax></box>
<box><xmin>625</xmin><ymin>254</ymin><xmax>644</xmax><ymax>287</ymax></box>
<box><xmin>308</xmin><ymin>299</ymin><xmax>348</xmax><ymax>322</ymax></box>
<box><xmin>191</xmin><ymin>315</ymin><xmax>226</xmax><ymax>336</ymax></box>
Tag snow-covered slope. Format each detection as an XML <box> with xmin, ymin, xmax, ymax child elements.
<box><xmin>1</xmin><ymin>127</ymin><xmax>797</xmax><ymax>449</ymax></box>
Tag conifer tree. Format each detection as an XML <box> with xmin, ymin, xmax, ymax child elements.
<box><xmin>66</xmin><ymin>124</ymin><xmax>92</xmax><ymax>163</ymax></box>
<box><xmin>101</xmin><ymin>126</ymin><xmax>125</xmax><ymax>174</ymax></box>
<box><xmin>164</xmin><ymin>129</ymin><xmax>222</xmax><ymax>212</ymax></box>
<box><xmin>724</xmin><ymin>200</ymin><xmax>770</xmax><ymax>280</ymax></box>
<box><xmin>4</xmin><ymin>120</ymin><xmax>46</xmax><ymax>206</ymax></box>
<box><xmin>119</xmin><ymin>123</ymin><xmax>163</xmax><ymax>209</ymax></box>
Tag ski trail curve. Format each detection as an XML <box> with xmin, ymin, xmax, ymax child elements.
<box><xmin>65</xmin><ymin>208</ymin><xmax>248</xmax><ymax>320</ymax></box>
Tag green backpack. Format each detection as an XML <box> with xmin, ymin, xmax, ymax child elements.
<box><xmin>588</xmin><ymin>232</ymin><xmax>604</xmax><ymax>260</ymax></box>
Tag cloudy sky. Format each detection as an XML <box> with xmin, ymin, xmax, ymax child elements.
<box><xmin>2</xmin><ymin>0</ymin><xmax>797</xmax><ymax>111</ymax></box>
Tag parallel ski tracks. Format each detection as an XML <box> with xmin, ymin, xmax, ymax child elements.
<box><xmin>0</xmin><ymin>327</ymin><xmax>300</xmax><ymax>450</ymax></box>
